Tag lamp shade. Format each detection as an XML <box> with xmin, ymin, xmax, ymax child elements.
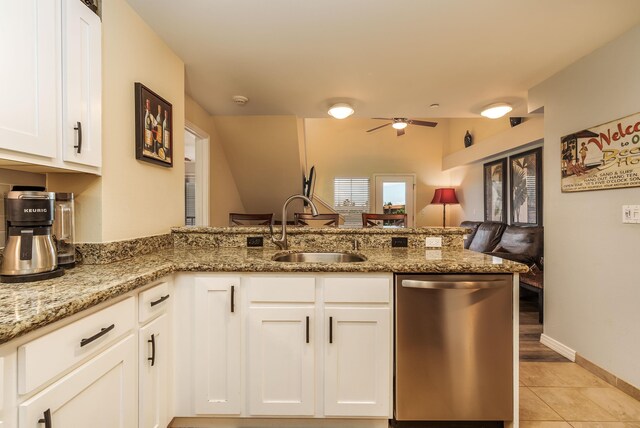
<box><xmin>431</xmin><ymin>188</ymin><xmax>459</xmax><ymax>205</ymax></box>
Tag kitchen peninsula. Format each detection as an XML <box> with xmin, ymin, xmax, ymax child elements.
<box><xmin>0</xmin><ymin>227</ymin><xmax>527</xmax><ymax>428</ymax></box>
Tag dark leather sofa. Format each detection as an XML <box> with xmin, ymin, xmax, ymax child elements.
<box><xmin>461</xmin><ymin>221</ymin><xmax>544</xmax><ymax>322</ymax></box>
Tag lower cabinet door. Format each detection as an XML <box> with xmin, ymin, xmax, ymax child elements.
<box><xmin>324</xmin><ymin>307</ymin><xmax>391</xmax><ymax>417</ymax></box>
<box><xmin>139</xmin><ymin>313</ymin><xmax>169</xmax><ymax>428</ymax></box>
<box><xmin>19</xmin><ymin>335</ymin><xmax>137</xmax><ymax>428</ymax></box>
<box><xmin>248</xmin><ymin>307</ymin><xmax>315</xmax><ymax>416</ymax></box>
<box><xmin>193</xmin><ymin>276</ymin><xmax>241</xmax><ymax>415</ymax></box>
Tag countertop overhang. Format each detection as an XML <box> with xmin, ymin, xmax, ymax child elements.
<box><xmin>0</xmin><ymin>246</ymin><xmax>527</xmax><ymax>345</ymax></box>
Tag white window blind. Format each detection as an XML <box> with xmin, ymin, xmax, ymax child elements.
<box><xmin>334</xmin><ymin>177</ymin><xmax>370</xmax><ymax>227</ymax></box>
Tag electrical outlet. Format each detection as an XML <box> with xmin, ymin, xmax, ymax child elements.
<box><xmin>247</xmin><ymin>236</ymin><xmax>264</xmax><ymax>247</ymax></box>
<box><xmin>391</xmin><ymin>237</ymin><xmax>408</xmax><ymax>248</ymax></box>
<box><xmin>425</xmin><ymin>236</ymin><xmax>442</xmax><ymax>248</ymax></box>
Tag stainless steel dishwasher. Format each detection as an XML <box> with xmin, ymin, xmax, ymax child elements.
<box><xmin>394</xmin><ymin>274</ymin><xmax>513</xmax><ymax>422</ymax></box>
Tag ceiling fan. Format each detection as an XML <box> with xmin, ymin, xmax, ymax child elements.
<box><xmin>366</xmin><ymin>118</ymin><xmax>438</xmax><ymax>136</ymax></box>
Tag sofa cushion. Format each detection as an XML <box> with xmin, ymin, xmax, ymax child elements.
<box><xmin>460</xmin><ymin>221</ymin><xmax>482</xmax><ymax>249</ymax></box>
<box><xmin>493</xmin><ymin>225</ymin><xmax>543</xmax><ymax>266</ymax></box>
<box><xmin>468</xmin><ymin>222</ymin><xmax>507</xmax><ymax>253</ymax></box>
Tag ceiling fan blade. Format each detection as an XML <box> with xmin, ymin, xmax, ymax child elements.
<box><xmin>397</xmin><ymin>128</ymin><xmax>405</xmax><ymax>137</ymax></box>
<box><xmin>366</xmin><ymin>123</ymin><xmax>392</xmax><ymax>133</ymax></box>
<box><xmin>409</xmin><ymin>119</ymin><xmax>438</xmax><ymax>127</ymax></box>
<box><xmin>372</xmin><ymin>118</ymin><xmax>394</xmax><ymax>121</ymax></box>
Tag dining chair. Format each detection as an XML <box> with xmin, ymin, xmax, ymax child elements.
<box><xmin>362</xmin><ymin>213</ymin><xmax>407</xmax><ymax>228</ymax></box>
<box><xmin>229</xmin><ymin>213</ymin><xmax>273</xmax><ymax>226</ymax></box>
<box><xmin>294</xmin><ymin>213</ymin><xmax>340</xmax><ymax>227</ymax></box>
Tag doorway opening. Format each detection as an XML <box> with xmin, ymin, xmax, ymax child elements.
<box><xmin>373</xmin><ymin>174</ymin><xmax>416</xmax><ymax>227</ymax></box>
<box><xmin>184</xmin><ymin>122</ymin><xmax>210</xmax><ymax>226</ymax></box>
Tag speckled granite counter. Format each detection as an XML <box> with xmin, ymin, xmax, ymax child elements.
<box><xmin>0</xmin><ymin>246</ymin><xmax>527</xmax><ymax>345</ymax></box>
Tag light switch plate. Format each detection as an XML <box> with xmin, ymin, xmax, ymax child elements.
<box><xmin>622</xmin><ymin>205</ymin><xmax>640</xmax><ymax>223</ymax></box>
<box><xmin>425</xmin><ymin>236</ymin><xmax>442</xmax><ymax>248</ymax></box>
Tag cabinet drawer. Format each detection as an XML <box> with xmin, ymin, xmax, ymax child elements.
<box><xmin>324</xmin><ymin>277</ymin><xmax>390</xmax><ymax>303</ymax></box>
<box><xmin>248</xmin><ymin>277</ymin><xmax>315</xmax><ymax>303</ymax></box>
<box><xmin>18</xmin><ymin>297</ymin><xmax>135</xmax><ymax>395</ymax></box>
<box><xmin>139</xmin><ymin>281</ymin><xmax>171</xmax><ymax>323</ymax></box>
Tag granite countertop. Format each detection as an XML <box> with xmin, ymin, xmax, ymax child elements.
<box><xmin>172</xmin><ymin>226</ymin><xmax>469</xmax><ymax>235</ymax></box>
<box><xmin>0</xmin><ymin>246</ymin><xmax>527</xmax><ymax>345</ymax></box>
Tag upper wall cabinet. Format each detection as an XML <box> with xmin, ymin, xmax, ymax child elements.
<box><xmin>0</xmin><ymin>0</ymin><xmax>102</xmax><ymax>174</ymax></box>
<box><xmin>0</xmin><ymin>0</ymin><xmax>58</xmax><ymax>159</ymax></box>
<box><xmin>62</xmin><ymin>0</ymin><xmax>102</xmax><ymax>168</ymax></box>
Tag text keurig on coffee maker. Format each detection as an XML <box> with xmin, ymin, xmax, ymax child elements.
<box><xmin>1</xmin><ymin>188</ymin><xmax>65</xmax><ymax>283</ymax></box>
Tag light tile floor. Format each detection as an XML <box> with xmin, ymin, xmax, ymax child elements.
<box><xmin>519</xmin><ymin>362</ymin><xmax>640</xmax><ymax>428</ymax></box>
<box><xmin>519</xmin><ymin>291</ymin><xmax>640</xmax><ymax>428</ymax></box>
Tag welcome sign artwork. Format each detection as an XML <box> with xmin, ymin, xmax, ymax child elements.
<box><xmin>561</xmin><ymin>112</ymin><xmax>640</xmax><ymax>192</ymax></box>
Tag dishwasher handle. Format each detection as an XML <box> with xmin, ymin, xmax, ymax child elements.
<box><xmin>401</xmin><ymin>279</ymin><xmax>503</xmax><ymax>290</ymax></box>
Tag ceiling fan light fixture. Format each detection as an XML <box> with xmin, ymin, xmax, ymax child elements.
<box><xmin>328</xmin><ymin>103</ymin><xmax>354</xmax><ymax>119</ymax></box>
<box><xmin>392</xmin><ymin>120</ymin><xmax>408</xmax><ymax>130</ymax></box>
<box><xmin>480</xmin><ymin>103</ymin><xmax>513</xmax><ymax>119</ymax></box>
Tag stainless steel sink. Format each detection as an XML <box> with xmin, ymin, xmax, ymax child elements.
<box><xmin>272</xmin><ymin>252</ymin><xmax>366</xmax><ymax>263</ymax></box>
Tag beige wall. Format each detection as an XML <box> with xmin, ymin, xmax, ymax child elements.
<box><xmin>46</xmin><ymin>0</ymin><xmax>186</xmax><ymax>242</ymax></box>
<box><xmin>185</xmin><ymin>96</ymin><xmax>245</xmax><ymax>226</ymax></box>
<box><xmin>100</xmin><ymin>0</ymin><xmax>185</xmax><ymax>241</ymax></box>
<box><xmin>305</xmin><ymin>118</ymin><xmax>461</xmax><ymax>226</ymax></box>
<box><xmin>46</xmin><ymin>174</ymin><xmax>102</xmax><ymax>242</ymax></box>
<box><xmin>213</xmin><ymin>116</ymin><xmax>302</xmax><ymax>221</ymax></box>
<box><xmin>529</xmin><ymin>24</ymin><xmax>640</xmax><ymax>387</ymax></box>
<box><xmin>444</xmin><ymin>117</ymin><xmax>512</xmax><ymax>156</ymax></box>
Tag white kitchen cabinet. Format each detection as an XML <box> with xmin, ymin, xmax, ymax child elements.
<box><xmin>18</xmin><ymin>334</ymin><xmax>137</xmax><ymax>428</ymax></box>
<box><xmin>139</xmin><ymin>313</ymin><xmax>170</xmax><ymax>428</ymax></box>
<box><xmin>323</xmin><ymin>307</ymin><xmax>390</xmax><ymax>417</ymax></box>
<box><xmin>0</xmin><ymin>0</ymin><xmax>58</xmax><ymax>159</ymax></box>
<box><xmin>0</xmin><ymin>0</ymin><xmax>102</xmax><ymax>173</ymax></box>
<box><xmin>193</xmin><ymin>276</ymin><xmax>241</xmax><ymax>415</ymax></box>
<box><xmin>62</xmin><ymin>0</ymin><xmax>102</xmax><ymax>168</ymax></box>
<box><xmin>248</xmin><ymin>306</ymin><xmax>315</xmax><ymax>416</ymax></box>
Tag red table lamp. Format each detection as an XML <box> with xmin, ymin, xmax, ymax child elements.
<box><xmin>430</xmin><ymin>188</ymin><xmax>459</xmax><ymax>228</ymax></box>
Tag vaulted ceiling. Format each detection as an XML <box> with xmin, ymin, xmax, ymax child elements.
<box><xmin>127</xmin><ymin>0</ymin><xmax>640</xmax><ymax>118</ymax></box>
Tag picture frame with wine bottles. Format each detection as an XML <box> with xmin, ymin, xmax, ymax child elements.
<box><xmin>134</xmin><ymin>82</ymin><xmax>173</xmax><ymax>167</ymax></box>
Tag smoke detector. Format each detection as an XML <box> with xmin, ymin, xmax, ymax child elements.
<box><xmin>232</xmin><ymin>95</ymin><xmax>249</xmax><ymax>106</ymax></box>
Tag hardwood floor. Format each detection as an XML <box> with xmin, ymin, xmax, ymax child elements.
<box><xmin>520</xmin><ymin>288</ymin><xmax>569</xmax><ymax>363</ymax></box>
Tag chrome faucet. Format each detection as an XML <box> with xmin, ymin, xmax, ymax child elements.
<box><xmin>270</xmin><ymin>194</ymin><xmax>319</xmax><ymax>250</ymax></box>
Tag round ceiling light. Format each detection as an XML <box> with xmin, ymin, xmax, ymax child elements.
<box><xmin>480</xmin><ymin>103</ymin><xmax>513</xmax><ymax>119</ymax></box>
<box><xmin>392</xmin><ymin>120</ymin><xmax>408</xmax><ymax>130</ymax></box>
<box><xmin>328</xmin><ymin>103</ymin><xmax>354</xmax><ymax>119</ymax></box>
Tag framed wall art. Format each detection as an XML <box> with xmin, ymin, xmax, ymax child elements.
<box><xmin>561</xmin><ymin>111</ymin><xmax>640</xmax><ymax>192</ymax></box>
<box><xmin>483</xmin><ymin>158</ymin><xmax>507</xmax><ymax>222</ymax></box>
<box><xmin>134</xmin><ymin>82</ymin><xmax>173</xmax><ymax>167</ymax></box>
<box><xmin>510</xmin><ymin>147</ymin><xmax>542</xmax><ymax>226</ymax></box>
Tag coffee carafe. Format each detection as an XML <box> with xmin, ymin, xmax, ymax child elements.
<box><xmin>53</xmin><ymin>193</ymin><xmax>76</xmax><ymax>268</ymax></box>
<box><xmin>1</xmin><ymin>189</ymin><xmax>63</xmax><ymax>282</ymax></box>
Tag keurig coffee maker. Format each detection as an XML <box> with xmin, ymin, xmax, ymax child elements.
<box><xmin>1</xmin><ymin>189</ymin><xmax>64</xmax><ymax>283</ymax></box>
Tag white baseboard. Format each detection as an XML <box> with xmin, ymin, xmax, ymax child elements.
<box><xmin>540</xmin><ymin>334</ymin><xmax>576</xmax><ymax>361</ymax></box>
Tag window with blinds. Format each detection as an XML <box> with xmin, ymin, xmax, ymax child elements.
<box><xmin>334</xmin><ymin>177</ymin><xmax>370</xmax><ymax>227</ymax></box>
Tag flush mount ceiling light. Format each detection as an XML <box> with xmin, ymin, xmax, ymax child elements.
<box><xmin>328</xmin><ymin>103</ymin><xmax>354</xmax><ymax>119</ymax></box>
<box><xmin>391</xmin><ymin>120</ymin><xmax>408</xmax><ymax>130</ymax></box>
<box><xmin>480</xmin><ymin>103</ymin><xmax>513</xmax><ymax>119</ymax></box>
